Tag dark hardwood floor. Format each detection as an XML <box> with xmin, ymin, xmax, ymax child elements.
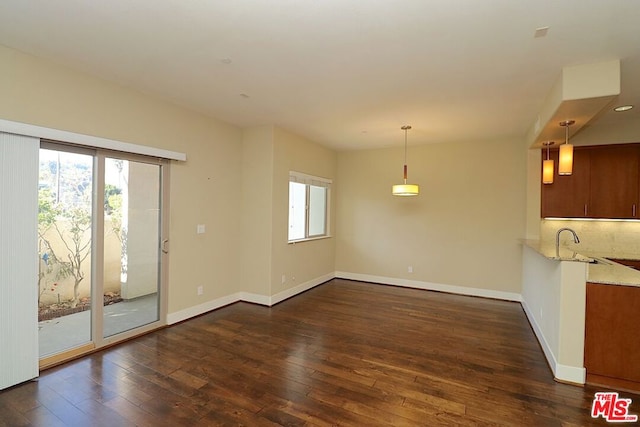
<box><xmin>1</xmin><ymin>279</ymin><xmax>637</xmax><ymax>426</ymax></box>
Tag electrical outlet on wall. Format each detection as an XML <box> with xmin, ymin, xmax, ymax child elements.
<box><xmin>281</xmin><ymin>275</ymin><xmax>286</xmax><ymax>284</ymax></box>
<box><xmin>408</xmin><ymin>266</ymin><xmax>413</xmax><ymax>273</ymax></box>
<box><xmin>197</xmin><ymin>286</ymin><xmax>203</xmax><ymax>296</ymax></box>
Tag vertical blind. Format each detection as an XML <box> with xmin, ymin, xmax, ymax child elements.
<box><xmin>0</xmin><ymin>132</ymin><xmax>39</xmax><ymax>390</ymax></box>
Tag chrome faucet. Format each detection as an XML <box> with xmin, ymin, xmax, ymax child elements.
<box><xmin>556</xmin><ymin>227</ymin><xmax>580</xmax><ymax>250</ymax></box>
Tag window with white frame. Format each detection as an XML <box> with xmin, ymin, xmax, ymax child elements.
<box><xmin>288</xmin><ymin>171</ymin><xmax>331</xmax><ymax>242</ymax></box>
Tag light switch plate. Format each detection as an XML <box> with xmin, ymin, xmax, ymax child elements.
<box><xmin>197</xmin><ymin>224</ymin><xmax>205</xmax><ymax>234</ymax></box>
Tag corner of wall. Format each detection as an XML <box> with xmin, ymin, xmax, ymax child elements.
<box><xmin>525</xmin><ymin>148</ymin><xmax>542</xmax><ymax>239</ymax></box>
<box><xmin>270</xmin><ymin>128</ymin><xmax>338</xmax><ymax>297</ymax></box>
<box><xmin>240</xmin><ymin>126</ymin><xmax>275</xmax><ymax>297</ymax></box>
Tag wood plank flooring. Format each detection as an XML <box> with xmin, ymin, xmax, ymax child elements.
<box><xmin>1</xmin><ymin>279</ymin><xmax>638</xmax><ymax>426</ymax></box>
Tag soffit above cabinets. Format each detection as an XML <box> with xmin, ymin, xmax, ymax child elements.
<box><xmin>528</xmin><ymin>60</ymin><xmax>620</xmax><ymax>149</ymax></box>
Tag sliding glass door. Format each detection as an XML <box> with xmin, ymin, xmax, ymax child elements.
<box><xmin>38</xmin><ymin>147</ymin><xmax>94</xmax><ymax>357</ymax></box>
<box><xmin>103</xmin><ymin>157</ymin><xmax>162</xmax><ymax>338</ymax></box>
<box><xmin>38</xmin><ymin>144</ymin><xmax>168</xmax><ymax>363</ymax></box>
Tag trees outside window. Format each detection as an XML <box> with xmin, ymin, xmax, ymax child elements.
<box><xmin>38</xmin><ymin>150</ymin><xmax>94</xmax><ymax>311</ymax></box>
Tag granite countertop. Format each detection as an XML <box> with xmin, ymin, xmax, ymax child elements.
<box><xmin>587</xmin><ymin>258</ymin><xmax>640</xmax><ymax>287</ymax></box>
<box><xmin>520</xmin><ymin>239</ymin><xmax>595</xmax><ymax>262</ymax></box>
<box><xmin>521</xmin><ymin>239</ymin><xmax>640</xmax><ymax>287</ymax></box>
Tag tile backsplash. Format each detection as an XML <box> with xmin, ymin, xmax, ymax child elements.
<box><xmin>541</xmin><ymin>219</ymin><xmax>640</xmax><ymax>259</ymax></box>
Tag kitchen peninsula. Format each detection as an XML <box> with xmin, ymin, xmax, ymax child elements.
<box><xmin>520</xmin><ymin>238</ymin><xmax>640</xmax><ymax>391</ymax></box>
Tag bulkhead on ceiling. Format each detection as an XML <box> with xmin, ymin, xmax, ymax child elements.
<box><xmin>528</xmin><ymin>60</ymin><xmax>620</xmax><ymax>149</ymax></box>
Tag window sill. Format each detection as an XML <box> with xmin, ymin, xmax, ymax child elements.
<box><xmin>288</xmin><ymin>235</ymin><xmax>332</xmax><ymax>244</ymax></box>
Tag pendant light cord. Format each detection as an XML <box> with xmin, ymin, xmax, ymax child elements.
<box><xmin>560</xmin><ymin>119</ymin><xmax>574</xmax><ymax>144</ymax></box>
<box><xmin>404</xmin><ymin>127</ymin><xmax>408</xmax><ymax>165</ymax></box>
<box><xmin>401</xmin><ymin>125</ymin><xmax>411</xmax><ymax>183</ymax></box>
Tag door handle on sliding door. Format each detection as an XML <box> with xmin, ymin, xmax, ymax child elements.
<box><xmin>161</xmin><ymin>239</ymin><xmax>169</xmax><ymax>254</ymax></box>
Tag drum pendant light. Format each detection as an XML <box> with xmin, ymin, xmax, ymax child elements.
<box><xmin>542</xmin><ymin>141</ymin><xmax>554</xmax><ymax>184</ymax></box>
<box><xmin>558</xmin><ymin>120</ymin><xmax>575</xmax><ymax>175</ymax></box>
<box><xmin>392</xmin><ymin>125</ymin><xmax>419</xmax><ymax>196</ymax></box>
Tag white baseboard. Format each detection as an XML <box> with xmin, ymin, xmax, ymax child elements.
<box><xmin>169</xmin><ymin>272</ymin><xmax>521</xmax><ymax>325</ymax></box>
<box><xmin>167</xmin><ymin>273</ymin><xmax>334</xmax><ymax>324</ymax></box>
<box><xmin>167</xmin><ymin>292</ymin><xmax>242</xmax><ymax>325</ymax></box>
<box><xmin>270</xmin><ymin>272</ymin><xmax>335</xmax><ymax>305</ymax></box>
<box><xmin>555</xmin><ymin>364</ymin><xmax>586</xmax><ymax>385</ymax></box>
<box><xmin>335</xmin><ymin>271</ymin><xmax>522</xmax><ymax>302</ymax></box>
<box><xmin>238</xmin><ymin>292</ymin><xmax>271</xmax><ymax>306</ymax></box>
<box><xmin>521</xmin><ymin>299</ymin><xmax>559</xmax><ymax>374</ymax></box>
<box><xmin>521</xmin><ymin>299</ymin><xmax>586</xmax><ymax>384</ymax></box>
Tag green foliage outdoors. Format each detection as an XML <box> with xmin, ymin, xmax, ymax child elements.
<box><xmin>38</xmin><ymin>153</ymin><xmax>125</xmax><ymax>310</ymax></box>
<box><xmin>38</xmin><ymin>187</ymin><xmax>91</xmax><ymax>308</ymax></box>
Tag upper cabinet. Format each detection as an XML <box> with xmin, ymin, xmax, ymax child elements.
<box><xmin>541</xmin><ymin>148</ymin><xmax>591</xmax><ymax>218</ymax></box>
<box><xmin>588</xmin><ymin>145</ymin><xmax>639</xmax><ymax>219</ymax></box>
<box><xmin>541</xmin><ymin>144</ymin><xmax>640</xmax><ymax>219</ymax></box>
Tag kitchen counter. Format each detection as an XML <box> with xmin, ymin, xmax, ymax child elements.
<box><xmin>586</xmin><ymin>257</ymin><xmax>640</xmax><ymax>287</ymax></box>
<box><xmin>520</xmin><ymin>239</ymin><xmax>640</xmax><ymax>287</ymax></box>
<box><xmin>520</xmin><ymin>239</ymin><xmax>595</xmax><ymax>262</ymax></box>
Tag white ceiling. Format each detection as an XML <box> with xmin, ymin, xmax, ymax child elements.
<box><xmin>0</xmin><ymin>0</ymin><xmax>638</xmax><ymax>151</ymax></box>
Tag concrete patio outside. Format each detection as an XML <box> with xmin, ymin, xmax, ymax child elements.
<box><xmin>38</xmin><ymin>293</ymin><xmax>158</xmax><ymax>357</ymax></box>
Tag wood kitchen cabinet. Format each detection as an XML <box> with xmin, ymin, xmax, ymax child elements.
<box><xmin>588</xmin><ymin>144</ymin><xmax>639</xmax><ymax>219</ymax></box>
<box><xmin>540</xmin><ymin>147</ymin><xmax>590</xmax><ymax>218</ymax></box>
<box><xmin>541</xmin><ymin>143</ymin><xmax>640</xmax><ymax>219</ymax></box>
<box><xmin>585</xmin><ymin>282</ymin><xmax>640</xmax><ymax>388</ymax></box>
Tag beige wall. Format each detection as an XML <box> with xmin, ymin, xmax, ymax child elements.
<box><xmin>239</xmin><ymin>126</ymin><xmax>337</xmax><ymax>298</ymax></box>
<box><xmin>0</xmin><ymin>44</ymin><xmax>243</xmax><ymax>315</ymax></box>
<box><xmin>271</xmin><ymin>127</ymin><xmax>337</xmax><ymax>295</ymax></box>
<box><xmin>336</xmin><ymin>138</ymin><xmax>527</xmax><ymax>294</ymax></box>
<box><xmin>2</xmin><ymin>45</ymin><xmax>338</xmax><ymax>318</ymax></box>
<box><xmin>241</xmin><ymin>126</ymin><xmax>274</xmax><ymax>296</ymax></box>
<box><xmin>3</xmin><ymin>42</ymin><xmax>536</xmax><ymax>325</ymax></box>
<box><xmin>525</xmin><ymin>148</ymin><xmax>542</xmax><ymax>239</ymax></box>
